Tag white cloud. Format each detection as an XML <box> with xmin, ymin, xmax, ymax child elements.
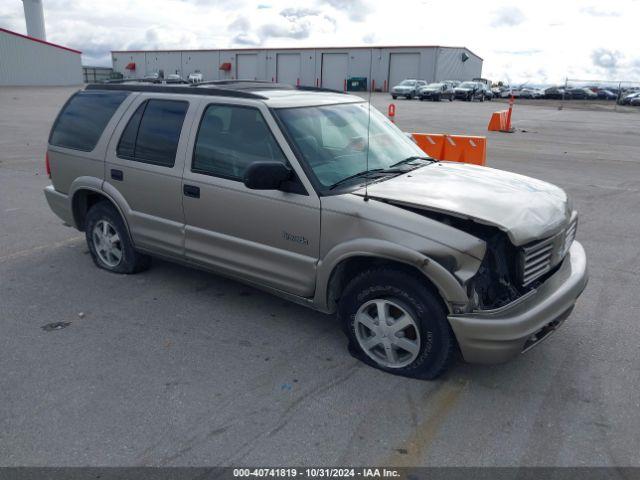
<box><xmin>0</xmin><ymin>0</ymin><xmax>639</xmax><ymax>82</ymax></box>
<box><xmin>490</xmin><ymin>7</ymin><xmax>526</xmax><ymax>27</ymax></box>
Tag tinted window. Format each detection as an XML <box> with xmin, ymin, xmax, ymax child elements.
<box><xmin>50</xmin><ymin>90</ymin><xmax>128</xmax><ymax>151</ymax></box>
<box><xmin>117</xmin><ymin>99</ymin><xmax>188</xmax><ymax>167</ymax></box>
<box><xmin>116</xmin><ymin>103</ymin><xmax>145</xmax><ymax>159</ymax></box>
<box><xmin>192</xmin><ymin>104</ymin><xmax>286</xmax><ymax>180</ymax></box>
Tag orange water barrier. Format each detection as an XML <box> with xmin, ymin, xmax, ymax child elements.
<box><xmin>488</xmin><ymin>110</ymin><xmax>512</xmax><ymax>132</ymax></box>
<box><xmin>411</xmin><ymin>133</ymin><xmax>487</xmax><ymax>166</ymax></box>
<box><xmin>488</xmin><ymin>95</ymin><xmax>515</xmax><ymax>132</ymax></box>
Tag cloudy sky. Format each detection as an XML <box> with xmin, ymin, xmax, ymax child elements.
<box><xmin>2</xmin><ymin>0</ymin><xmax>639</xmax><ymax>84</ymax></box>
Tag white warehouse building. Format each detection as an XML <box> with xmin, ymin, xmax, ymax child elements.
<box><xmin>0</xmin><ymin>0</ymin><xmax>81</xmax><ymax>86</ymax></box>
<box><xmin>111</xmin><ymin>46</ymin><xmax>482</xmax><ymax>91</ymax></box>
<box><xmin>0</xmin><ymin>27</ymin><xmax>82</xmax><ymax>86</ymax></box>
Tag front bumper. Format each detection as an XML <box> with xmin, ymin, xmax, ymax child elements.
<box><xmin>448</xmin><ymin>241</ymin><xmax>588</xmax><ymax>364</ymax></box>
<box><xmin>44</xmin><ymin>185</ymin><xmax>74</xmax><ymax>226</ymax></box>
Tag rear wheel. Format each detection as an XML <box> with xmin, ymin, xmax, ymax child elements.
<box><xmin>85</xmin><ymin>202</ymin><xmax>151</xmax><ymax>274</ymax></box>
<box><xmin>338</xmin><ymin>267</ymin><xmax>457</xmax><ymax>379</ymax></box>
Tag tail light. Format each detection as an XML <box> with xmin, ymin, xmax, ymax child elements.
<box><xmin>45</xmin><ymin>152</ymin><xmax>51</xmax><ymax>178</ymax></box>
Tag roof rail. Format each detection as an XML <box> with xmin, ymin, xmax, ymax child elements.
<box><xmin>85</xmin><ymin>82</ymin><xmax>268</xmax><ymax>99</ymax></box>
<box><xmin>192</xmin><ymin>80</ymin><xmax>294</xmax><ymax>91</ymax></box>
<box><xmin>103</xmin><ymin>78</ymin><xmax>190</xmax><ymax>85</ymax></box>
<box><xmin>295</xmin><ymin>85</ymin><xmax>345</xmax><ymax>94</ymax></box>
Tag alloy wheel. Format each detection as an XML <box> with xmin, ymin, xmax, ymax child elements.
<box><xmin>354</xmin><ymin>299</ymin><xmax>421</xmax><ymax>368</ymax></box>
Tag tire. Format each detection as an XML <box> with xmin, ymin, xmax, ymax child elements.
<box><xmin>419</xmin><ymin>96</ymin><xmax>425</xmax><ymax>101</ymax></box>
<box><xmin>391</xmin><ymin>95</ymin><xmax>397</xmax><ymax>99</ymax></box>
<box><xmin>85</xmin><ymin>201</ymin><xmax>151</xmax><ymax>274</ymax></box>
<box><xmin>406</xmin><ymin>94</ymin><xmax>413</xmax><ymax>100</ymax></box>
<box><xmin>449</xmin><ymin>96</ymin><xmax>453</xmax><ymax>102</ymax></box>
<box><xmin>338</xmin><ymin>267</ymin><xmax>457</xmax><ymax>379</ymax></box>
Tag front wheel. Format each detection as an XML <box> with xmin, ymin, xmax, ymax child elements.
<box><xmin>391</xmin><ymin>95</ymin><xmax>397</xmax><ymax>99</ymax></box>
<box><xmin>85</xmin><ymin>202</ymin><xmax>151</xmax><ymax>274</ymax></box>
<box><xmin>338</xmin><ymin>267</ymin><xmax>457</xmax><ymax>379</ymax></box>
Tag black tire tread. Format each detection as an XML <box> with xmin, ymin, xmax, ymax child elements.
<box><xmin>338</xmin><ymin>266</ymin><xmax>457</xmax><ymax>380</ymax></box>
<box><xmin>85</xmin><ymin>201</ymin><xmax>151</xmax><ymax>274</ymax></box>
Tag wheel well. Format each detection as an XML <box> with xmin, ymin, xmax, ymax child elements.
<box><xmin>72</xmin><ymin>190</ymin><xmax>111</xmax><ymax>231</ymax></box>
<box><xmin>326</xmin><ymin>256</ymin><xmax>443</xmax><ymax>313</ymax></box>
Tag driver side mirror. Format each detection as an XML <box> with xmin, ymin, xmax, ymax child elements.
<box><xmin>243</xmin><ymin>161</ymin><xmax>292</xmax><ymax>190</ymax></box>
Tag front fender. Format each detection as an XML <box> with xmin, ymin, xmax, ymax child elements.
<box><xmin>313</xmin><ymin>238</ymin><xmax>470</xmax><ymax>314</ymax></box>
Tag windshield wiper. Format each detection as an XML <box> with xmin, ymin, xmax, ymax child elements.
<box><xmin>387</xmin><ymin>156</ymin><xmax>434</xmax><ymax>169</ymax></box>
<box><xmin>329</xmin><ymin>169</ymin><xmax>385</xmax><ymax>190</ymax></box>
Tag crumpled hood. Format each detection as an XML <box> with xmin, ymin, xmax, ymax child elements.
<box><xmin>355</xmin><ymin>162</ymin><xmax>570</xmax><ymax>246</ymax></box>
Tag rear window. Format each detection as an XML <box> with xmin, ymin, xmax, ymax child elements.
<box><xmin>116</xmin><ymin>99</ymin><xmax>188</xmax><ymax>167</ymax></box>
<box><xmin>49</xmin><ymin>90</ymin><xmax>129</xmax><ymax>151</ymax></box>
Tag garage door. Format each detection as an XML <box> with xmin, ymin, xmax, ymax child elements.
<box><xmin>276</xmin><ymin>53</ymin><xmax>301</xmax><ymax>86</ymax></box>
<box><xmin>388</xmin><ymin>53</ymin><xmax>420</xmax><ymax>89</ymax></box>
<box><xmin>321</xmin><ymin>53</ymin><xmax>348</xmax><ymax>91</ymax></box>
<box><xmin>237</xmin><ymin>54</ymin><xmax>258</xmax><ymax>80</ymax></box>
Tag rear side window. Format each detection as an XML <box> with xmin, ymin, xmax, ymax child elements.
<box><xmin>49</xmin><ymin>90</ymin><xmax>129</xmax><ymax>151</ymax></box>
<box><xmin>117</xmin><ymin>99</ymin><xmax>188</xmax><ymax>167</ymax></box>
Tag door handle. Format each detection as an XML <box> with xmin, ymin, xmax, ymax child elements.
<box><xmin>183</xmin><ymin>184</ymin><xmax>200</xmax><ymax>198</ymax></box>
<box><xmin>111</xmin><ymin>169</ymin><xmax>123</xmax><ymax>181</ymax></box>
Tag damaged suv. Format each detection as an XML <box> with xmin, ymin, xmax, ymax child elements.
<box><xmin>44</xmin><ymin>81</ymin><xmax>588</xmax><ymax>379</ymax></box>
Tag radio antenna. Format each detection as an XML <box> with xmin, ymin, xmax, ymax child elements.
<box><xmin>363</xmin><ymin>50</ymin><xmax>374</xmax><ymax>202</ymax></box>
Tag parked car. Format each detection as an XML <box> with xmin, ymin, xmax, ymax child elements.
<box><xmin>164</xmin><ymin>74</ymin><xmax>185</xmax><ymax>84</ymax></box>
<box><xmin>418</xmin><ymin>82</ymin><xmax>455</xmax><ymax>101</ymax></box>
<box><xmin>454</xmin><ymin>81</ymin><xmax>485</xmax><ymax>101</ymax></box>
<box><xmin>480</xmin><ymin>84</ymin><xmax>494</xmax><ymax>100</ymax></box>
<box><xmin>44</xmin><ymin>81</ymin><xmax>587</xmax><ymax>379</ymax></box>
<box><xmin>544</xmin><ymin>86</ymin><xmax>565</xmax><ymax>99</ymax></box>
<box><xmin>618</xmin><ymin>91</ymin><xmax>640</xmax><ymax>105</ymax></box>
<box><xmin>391</xmin><ymin>79</ymin><xmax>427</xmax><ymax>99</ymax></box>
<box><xmin>519</xmin><ymin>88</ymin><xmax>544</xmax><ymax>99</ymax></box>
<box><xmin>443</xmin><ymin>80</ymin><xmax>460</xmax><ymax>88</ymax></box>
<box><xmin>565</xmin><ymin>88</ymin><xmax>597</xmax><ymax>100</ymax></box>
<box><xmin>188</xmin><ymin>71</ymin><xmax>203</xmax><ymax>84</ymax></box>
<box><xmin>596</xmin><ymin>89</ymin><xmax>617</xmax><ymax>100</ymax></box>
<box><xmin>630</xmin><ymin>96</ymin><xmax>640</xmax><ymax>106</ymax></box>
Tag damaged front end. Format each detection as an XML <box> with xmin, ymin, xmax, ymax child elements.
<box><xmin>398</xmin><ymin>206</ymin><xmax>572</xmax><ymax>311</ymax></box>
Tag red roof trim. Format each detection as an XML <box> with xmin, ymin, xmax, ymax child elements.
<box><xmin>0</xmin><ymin>27</ymin><xmax>82</xmax><ymax>54</ymax></box>
<box><xmin>112</xmin><ymin>45</ymin><xmax>483</xmax><ymax>60</ymax></box>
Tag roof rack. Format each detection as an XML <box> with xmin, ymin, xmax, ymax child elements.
<box><xmin>85</xmin><ymin>82</ymin><xmax>268</xmax><ymax>99</ymax></box>
<box><xmin>295</xmin><ymin>85</ymin><xmax>344</xmax><ymax>94</ymax></box>
<box><xmin>85</xmin><ymin>80</ymin><xmax>347</xmax><ymax>99</ymax></box>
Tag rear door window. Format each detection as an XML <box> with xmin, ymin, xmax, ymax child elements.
<box><xmin>49</xmin><ymin>90</ymin><xmax>129</xmax><ymax>151</ymax></box>
<box><xmin>116</xmin><ymin>99</ymin><xmax>188</xmax><ymax>167</ymax></box>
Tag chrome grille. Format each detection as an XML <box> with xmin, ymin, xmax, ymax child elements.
<box><xmin>520</xmin><ymin>213</ymin><xmax>578</xmax><ymax>287</ymax></box>
<box><xmin>521</xmin><ymin>237</ymin><xmax>555</xmax><ymax>286</ymax></box>
<box><xmin>562</xmin><ymin>215</ymin><xmax>578</xmax><ymax>257</ymax></box>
